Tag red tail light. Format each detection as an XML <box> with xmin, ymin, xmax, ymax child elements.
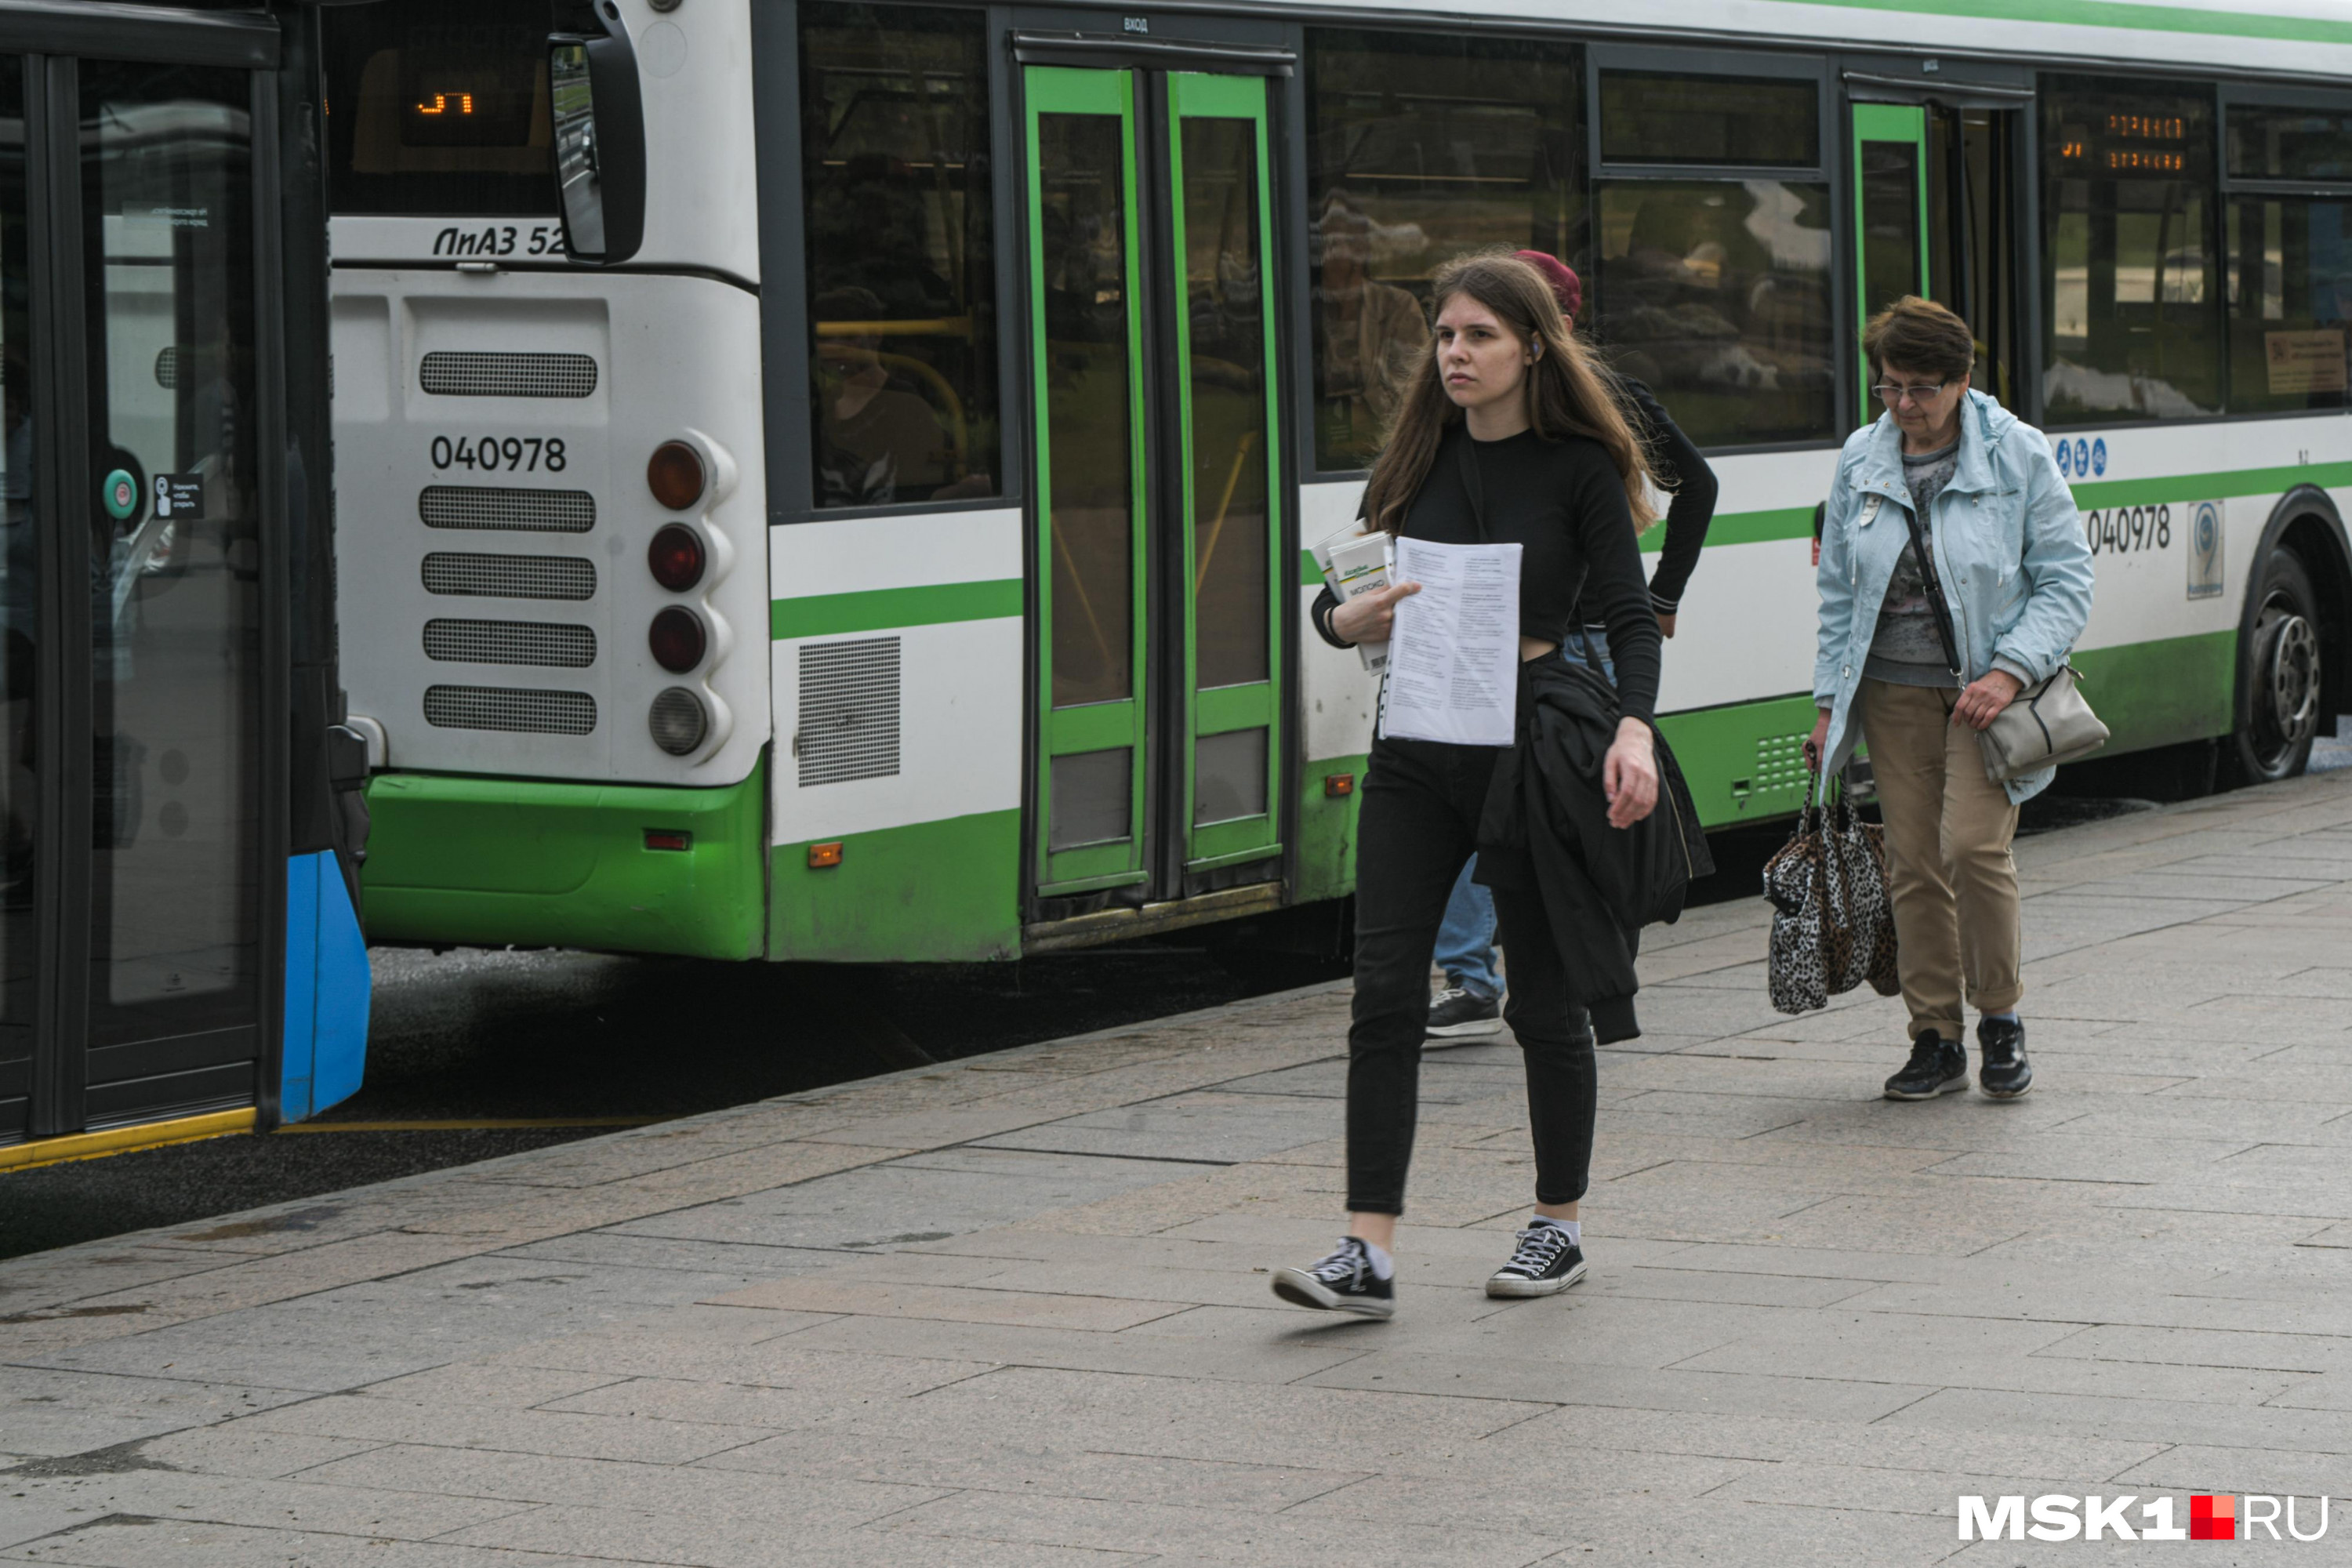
<box><xmin>648</xmin><ymin>524</ymin><xmax>706</xmax><ymax>591</ymax></box>
<box><xmin>648</xmin><ymin>607</ymin><xmax>706</xmax><ymax>673</ymax></box>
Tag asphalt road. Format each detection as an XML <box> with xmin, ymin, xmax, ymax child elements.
<box><xmin>6</xmin><ymin>729</ymin><xmax>2327</xmax><ymax>1264</ymax></box>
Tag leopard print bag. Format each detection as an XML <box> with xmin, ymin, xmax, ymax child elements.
<box><xmin>1763</xmin><ymin>771</ymin><xmax>1900</xmax><ymax>1014</ymax></box>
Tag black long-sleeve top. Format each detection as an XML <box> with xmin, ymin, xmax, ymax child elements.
<box><xmin>1619</xmin><ymin>374</ymin><xmax>1718</xmax><ymax>613</ymax></box>
<box><xmin>1312</xmin><ymin>423</ymin><xmax>1664</xmax><ymax>723</ymax></box>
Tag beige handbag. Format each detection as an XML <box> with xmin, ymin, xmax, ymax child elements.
<box><xmin>1893</xmin><ymin>497</ymin><xmax>2108</xmax><ymax>783</ymax></box>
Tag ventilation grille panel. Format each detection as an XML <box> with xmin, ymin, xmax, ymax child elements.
<box><xmin>419</xmin><ymin>485</ymin><xmax>594</xmax><ymax>533</ymax></box>
<box><xmin>423</xmin><ymin>618</ymin><xmax>597</xmax><ymax>668</ymax></box>
<box><xmin>424</xmin><ymin>684</ymin><xmax>596</xmax><ymax>735</ymax></box>
<box><xmin>797</xmin><ymin>637</ymin><xmax>902</xmax><ymax>786</ymax></box>
<box><xmin>422</xmin><ymin>552</ymin><xmax>596</xmax><ymax>601</ymax></box>
<box><xmin>419</xmin><ymin>350</ymin><xmax>597</xmax><ymax>398</ymax></box>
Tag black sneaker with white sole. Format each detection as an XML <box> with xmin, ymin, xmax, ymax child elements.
<box><xmin>1883</xmin><ymin>1031</ymin><xmax>1969</xmax><ymax>1100</ymax></box>
<box><xmin>1976</xmin><ymin>1016</ymin><xmax>2033</xmax><ymax>1098</ymax></box>
<box><xmin>1426</xmin><ymin>986</ymin><xmax>1503</xmax><ymax>1040</ymax></box>
<box><xmin>1270</xmin><ymin>1237</ymin><xmax>1396</xmax><ymax>1319</ymax></box>
<box><xmin>1486</xmin><ymin>1222</ymin><xmax>1586</xmax><ymax>1298</ymax></box>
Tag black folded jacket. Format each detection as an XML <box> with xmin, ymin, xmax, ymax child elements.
<box><xmin>1474</xmin><ymin>656</ymin><xmax>1715</xmax><ymax>1044</ymax></box>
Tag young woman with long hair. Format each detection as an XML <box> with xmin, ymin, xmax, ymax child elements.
<box><xmin>1274</xmin><ymin>251</ymin><xmax>1664</xmax><ymax>1317</ymax></box>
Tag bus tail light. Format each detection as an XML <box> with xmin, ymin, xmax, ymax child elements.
<box><xmin>648</xmin><ymin>688</ymin><xmax>707</xmax><ymax>755</ymax></box>
<box><xmin>644</xmin><ymin>829</ymin><xmax>691</xmax><ymax>851</ymax></box>
<box><xmin>648</xmin><ymin>441</ymin><xmax>707</xmax><ymax>511</ymax></box>
<box><xmin>647</xmin><ymin>524</ymin><xmax>706</xmax><ymax>591</ymax></box>
<box><xmin>648</xmin><ymin>606</ymin><xmax>706</xmax><ymax>672</ymax></box>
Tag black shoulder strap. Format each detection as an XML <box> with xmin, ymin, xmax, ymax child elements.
<box><xmin>1893</xmin><ymin>492</ymin><xmax>1965</xmax><ymax>681</ymax></box>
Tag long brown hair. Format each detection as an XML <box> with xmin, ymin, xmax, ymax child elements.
<box><xmin>1360</xmin><ymin>249</ymin><xmax>1657</xmax><ymax>536</ymax></box>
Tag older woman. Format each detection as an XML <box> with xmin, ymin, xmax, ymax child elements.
<box><xmin>1806</xmin><ymin>297</ymin><xmax>2093</xmax><ymax>1102</ymax></box>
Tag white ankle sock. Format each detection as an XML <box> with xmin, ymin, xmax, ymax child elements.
<box><xmin>1532</xmin><ymin>1217</ymin><xmax>1581</xmax><ymax>1247</ymax></box>
<box><xmin>1357</xmin><ymin>1240</ymin><xmax>1396</xmax><ymax>1280</ymax></box>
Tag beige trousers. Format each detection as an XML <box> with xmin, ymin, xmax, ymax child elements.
<box><xmin>1857</xmin><ymin>679</ymin><xmax>2024</xmax><ymax>1042</ymax></box>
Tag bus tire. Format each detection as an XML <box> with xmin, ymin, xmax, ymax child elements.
<box><xmin>2230</xmin><ymin>546</ymin><xmax>2324</xmax><ymax>785</ymax></box>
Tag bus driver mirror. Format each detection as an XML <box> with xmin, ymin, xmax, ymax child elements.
<box><xmin>547</xmin><ymin>30</ymin><xmax>644</xmax><ymax>265</ymax></box>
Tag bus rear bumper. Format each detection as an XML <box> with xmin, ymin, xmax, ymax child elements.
<box><xmin>359</xmin><ymin>764</ymin><xmax>768</xmax><ymax>961</ymax></box>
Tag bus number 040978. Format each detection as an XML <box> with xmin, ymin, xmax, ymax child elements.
<box><xmin>2083</xmin><ymin>503</ymin><xmax>2169</xmax><ymax>556</ymax></box>
<box><xmin>430</xmin><ymin>436</ymin><xmax>568</xmax><ymax>474</ymax></box>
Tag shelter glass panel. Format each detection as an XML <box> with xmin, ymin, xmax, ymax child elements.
<box><xmin>81</xmin><ymin>60</ymin><xmax>263</xmax><ymax>1050</ymax></box>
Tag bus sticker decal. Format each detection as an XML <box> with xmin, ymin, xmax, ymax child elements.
<box><xmin>2188</xmin><ymin>500</ymin><xmax>2224</xmax><ymax>598</ymax></box>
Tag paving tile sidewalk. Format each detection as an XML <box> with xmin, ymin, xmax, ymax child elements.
<box><xmin>6</xmin><ymin>771</ymin><xmax>2352</xmax><ymax>1565</ymax></box>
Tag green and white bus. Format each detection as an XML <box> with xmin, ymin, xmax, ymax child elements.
<box><xmin>321</xmin><ymin>0</ymin><xmax>2349</xmax><ymax>964</ymax></box>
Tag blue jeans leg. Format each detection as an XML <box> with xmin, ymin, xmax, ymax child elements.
<box><xmin>1432</xmin><ymin>858</ymin><xmax>1501</xmax><ymax>1000</ymax></box>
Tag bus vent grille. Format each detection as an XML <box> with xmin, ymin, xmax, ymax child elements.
<box><xmin>423</xmin><ymin>684</ymin><xmax>597</xmax><ymax>735</ymax></box>
<box><xmin>419</xmin><ymin>485</ymin><xmax>594</xmax><ymax>533</ymax></box>
<box><xmin>422</xmin><ymin>552</ymin><xmax>596</xmax><ymax>601</ymax></box>
<box><xmin>154</xmin><ymin>345</ymin><xmax>180</xmax><ymax>389</ymax></box>
<box><xmin>419</xmin><ymin>350</ymin><xmax>597</xmax><ymax>398</ymax></box>
<box><xmin>423</xmin><ymin>618</ymin><xmax>597</xmax><ymax>668</ymax></box>
<box><xmin>797</xmin><ymin>637</ymin><xmax>901</xmax><ymax>786</ymax></box>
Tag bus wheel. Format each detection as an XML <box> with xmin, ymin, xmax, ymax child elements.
<box><xmin>2232</xmin><ymin>548</ymin><xmax>2324</xmax><ymax>784</ymax></box>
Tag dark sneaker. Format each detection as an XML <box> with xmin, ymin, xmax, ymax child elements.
<box><xmin>1883</xmin><ymin>1031</ymin><xmax>1968</xmax><ymax>1100</ymax></box>
<box><xmin>1270</xmin><ymin>1238</ymin><xmax>1396</xmax><ymax>1319</ymax></box>
<box><xmin>1486</xmin><ymin>1222</ymin><xmax>1587</xmax><ymax>1298</ymax></box>
<box><xmin>1426</xmin><ymin>986</ymin><xmax>1503</xmax><ymax>1040</ymax></box>
<box><xmin>1976</xmin><ymin>1017</ymin><xmax>2033</xmax><ymax>1099</ymax></box>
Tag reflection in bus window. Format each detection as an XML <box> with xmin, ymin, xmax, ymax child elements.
<box><xmin>1305</xmin><ymin>30</ymin><xmax>1583</xmax><ymax>471</ymax></box>
<box><xmin>2230</xmin><ymin>105</ymin><xmax>2352</xmax><ymax>182</ymax></box>
<box><xmin>1591</xmin><ymin>180</ymin><xmax>1836</xmax><ymax>446</ymax></box>
<box><xmin>1599</xmin><ymin>72</ymin><xmax>1820</xmax><ymax>168</ymax></box>
<box><xmin>2227</xmin><ymin>194</ymin><xmax>2352</xmax><ymax>413</ymax></box>
<box><xmin>82</xmin><ymin>60</ymin><xmax>262</xmax><ymax>1026</ymax></box>
<box><xmin>800</xmin><ymin>2</ymin><xmax>998</xmax><ymax>509</ymax></box>
<box><xmin>2041</xmin><ymin>78</ymin><xmax>2222</xmax><ymax>424</ymax></box>
<box><xmin>321</xmin><ymin>0</ymin><xmax>561</xmax><ymax>217</ymax></box>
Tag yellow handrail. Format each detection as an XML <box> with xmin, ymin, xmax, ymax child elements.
<box><xmin>815</xmin><ymin>317</ymin><xmax>974</xmax><ymax>339</ymax></box>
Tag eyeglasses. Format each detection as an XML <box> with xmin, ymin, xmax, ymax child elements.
<box><xmin>1872</xmin><ymin>381</ymin><xmax>1949</xmax><ymax>406</ymax></box>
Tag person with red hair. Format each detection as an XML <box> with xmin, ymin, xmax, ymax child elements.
<box><xmin>1424</xmin><ymin>252</ymin><xmax>1720</xmax><ymax>1042</ymax></box>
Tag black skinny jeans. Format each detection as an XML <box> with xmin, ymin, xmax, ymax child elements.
<box><xmin>1348</xmin><ymin>732</ymin><xmax>1598</xmax><ymax>1216</ymax></box>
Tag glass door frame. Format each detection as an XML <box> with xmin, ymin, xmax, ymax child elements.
<box><xmin>0</xmin><ymin>6</ymin><xmax>296</xmax><ymax>1143</ymax></box>
<box><xmin>1164</xmin><ymin>71</ymin><xmax>1282</xmax><ymax>877</ymax></box>
<box><xmin>1850</xmin><ymin>100</ymin><xmax>1930</xmax><ymax>408</ymax></box>
<box><xmin>1020</xmin><ymin>60</ymin><xmax>1288</xmax><ymax>908</ymax></box>
<box><xmin>1023</xmin><ymin>64</ymin><xmax>1151</xmax><ymax>899</ymax></box>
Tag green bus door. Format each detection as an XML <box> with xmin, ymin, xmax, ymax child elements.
<box><xmin>1023</xmin><ymin>67</ymin><xmax>1284</xmax><ymax>910</ymax></box>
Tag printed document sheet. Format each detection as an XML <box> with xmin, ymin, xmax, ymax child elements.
<box><xmin>1379</xmin><ymin>536</ymin><xmax>1521</xmax><ymax>747</ymax></box>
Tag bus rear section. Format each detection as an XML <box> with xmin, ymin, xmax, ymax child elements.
<box><xmin>324</xmin><ymin>2</ymin><xmax>772</xmax><ymax>960</ymax></box>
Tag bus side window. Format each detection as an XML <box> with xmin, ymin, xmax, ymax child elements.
<box><xmin>799</xmin><ymin>3</ymin><xmax>1000</xmax><ymax>510</ymax></box>
<box><xmin>2039</xmin><ymin>76</ymin><xmax>2223</xmax><ymax>424</ymax></box>
<box><xmin>2223</xmin><ymin>104</ymin><xmax>2352</xmax><ymax>416</ymax></box>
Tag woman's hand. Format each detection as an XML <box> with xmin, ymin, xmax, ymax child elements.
<box><xmin>1602</xmin><ymin>717</ymin><xmax>1659</xmax><ymax>829</ymax></box>
<box><xmin>1802</xmin><ymin>707</ymin><xmax>1831</xmax><ymax>770</ymax></box>
<box><xmin>1952</xmin><ymin>670</ymin><xmax>2024</xmax><ymax>731</ymax></box>
<box><xmin>1330</xmin><ymin>579</ymin><xmax>1420</xmax><ymax>644</ymax></box>
<box><xmin>1657</xmin><ymin>612</ymin><xmax>1677</xmax><ymax>640</ymax></box>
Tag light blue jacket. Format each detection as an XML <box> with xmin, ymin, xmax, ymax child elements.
<box><xmin>1814</xmin><ymin>390</ymin><xmax>2096</xmax><ymax>804</ymax></box>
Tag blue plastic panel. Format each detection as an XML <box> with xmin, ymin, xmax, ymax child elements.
<box><xmin>280</xmin><ymin>851</ymin><xmax>369</xmax><ymax>1122</ymax></box>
